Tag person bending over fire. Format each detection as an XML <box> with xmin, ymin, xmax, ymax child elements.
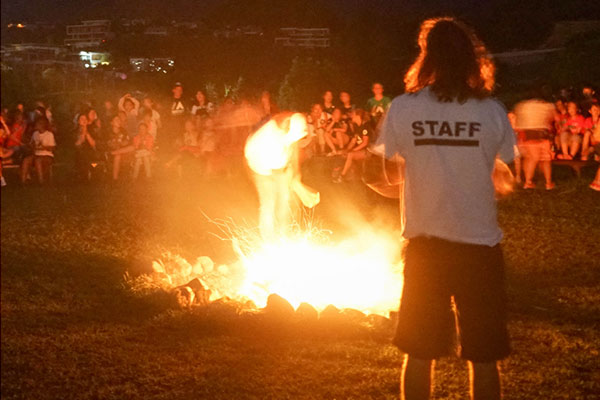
<box><xmin>245</xmin><ymin>112</ymin><xmax>320</xmax><ymax>239</ymax></box>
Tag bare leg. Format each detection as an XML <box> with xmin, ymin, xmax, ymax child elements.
<box><xmin>112</xmin><ymin>154</ymin><xmax>121</xmax><ymax>180</ymax></box>
<box><xmin>325</xmin><ymin>131</ymin><xmax>337</xmax><ymax>153</ymax></box>
<box><xmin>143</xmin><ymin>156</ymin><xmax>152</xmax><ymax>178</ymax></box>
<box><xmin>560</xmin><ymin>131</ymin><xmax>570</xmax><ymax>158</ymax></box>
<box><xmin>581</xmin><ymin>131</ymin><xmax>591</xmax><ymax>160</ymax></box>
<box><xmin>540</xmin><ymin>160</ymin><xmax>552</xmax><ymax>185</ymax></box>
<box><xmin>514</xmin><ymin>156</ymin><xmax>522</xmax><ymax>183</ymax></box>
<box><xmin>469</xmin><ymin>361</ymin><xmax>501</xmax><ymax>400</ymax></box>
<box><xmin>20</xmin><ymin>156</ymin><xmax>33</xmax><ymax>183</ymax></box>
<box><xmin>34</xmin><ymin>157</ymin><xmax>44</xmax><ymax>184</ymax></box>
<box><xmin>592</xmin><ymin>167</ymin><xmax>600</xmax><ymax>184</ymax></box>
<box><xmin>401</xmin><ymin>355</ymin><xmax>433</xmax><ymax>400</ymax></box>
<box><xmin>523</xmin><ymin>152</ymin><xmax>539</xmax><ymax>186</ymax></box>
<box><xmin>133</xmin><ymin>157</ymin><xmax>141</xmax><ymax>179</ymax></box>
<box><xmin>569</xmin><ymin>136</ymin><xmax>581</xmax><ymax>158</ymax></box>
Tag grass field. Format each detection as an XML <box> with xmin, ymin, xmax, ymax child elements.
<box><xmin>1</xmin><ymin>162</ymin><xmax>600</xmax><ymax>399</ymax></box>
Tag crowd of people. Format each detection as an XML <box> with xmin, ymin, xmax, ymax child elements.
<box><xmin>509</xmin><ymin>84</ymin><xmax>600</xmax><ymax>191</ymax></box>
<box><xmin>1</xmin><ymin>81</ymin><xmax>599</xmax><ymax>191</ymax></box>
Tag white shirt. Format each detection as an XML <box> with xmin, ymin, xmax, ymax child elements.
<box><xmin>378</xmin><ymin>87</ymin><xmax>516</xmax><ymax>246</ymax></box>
<box><xmin>32</xmin><ymin>130</ymin><xmax>56</xmax><ymax>157</ymax></box>
<box><xmin>245</xmin><ymin>120</ymin><xmax>291</xmax><ymax>176</ymax></box>
<box><xmin>513</xmin><ymin>99</ymin><xmax>555</xmax><ymax>130</ymax></box>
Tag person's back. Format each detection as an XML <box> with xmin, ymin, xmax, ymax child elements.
<box><xmin>377</xmin><ymin>17</ymin><xmax>514</xmax><ymax>400</ymax></box>
<box><xmin>383</xmin><ymin>89</ymin><xmax>514</xmax><ymax>245</ymax></box>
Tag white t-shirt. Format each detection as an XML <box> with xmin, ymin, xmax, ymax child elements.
<box><xmin>245</xmin><ymin>120</ymin><xmax>291</xmax><ymax>176</ymax></box>
<box><xmin>378</xmin><ymin>87</ymin><xmax>516</xmax><ymax>246</ymax></box>
<box><xmin>31</xmin><ymin>130</ymin><xmax>56</xmax><ymax>157</ymax></box>
<box><xmin>513</xmin><ymin>99</ymin><xmax>555</xmax><ymax>130</ymax></box>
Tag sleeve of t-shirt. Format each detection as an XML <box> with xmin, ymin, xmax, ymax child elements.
<box><xmin>44</xmin><ymin>133</ymin><xmax>56</xmax><ymax>147</ymax></box>
<box><xmin>376</xmin><ymin>100</ymin><xmax>402</xmax><ymax>159</ymax></box>
<box><xmin>497</xmin><ymin>112</ymin><xmax>516</xmax><ymax>163</ymax></box>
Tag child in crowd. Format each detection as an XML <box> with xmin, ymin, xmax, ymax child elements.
<box><xmin>366</xmin><ymin>82</ymin><xmax>392</xmax><ymax>125</ymax></box>
<box><xmin>132</xmin><ymin>122</ymin><xmax>154</xmax><ymax>180</ymax></box>
<box><xmin>30</xmin><ymin>117</ymin><xmax>56</xmax><ymax>184</ymax></box>
<box><xmin>558</xmin><ymin>101</ymin><xmax>586</xmax><ymax>159</ymax></box>
<box><xmin>322</xmin><ymin>90</ymin><xmax>336</xmax><ymax>116</ymax></box>
<box><xmin>582</xmin><ymin>103</ymin><xmax>600</xmax><ymax>161</ymax></box>
<box><xmin>118</xmin><ymin>94</ymin><xmax>140</xmax><ymax>138</ymax></box>
<box><xmin>200</xmin><ymin>117</ymin><xmax>217</xmax><ymax>176</ymax></box>
<box><xmin>141</xmin><ymin>109</ymin><xmax>159</xmax><ymax>140</ymax></box>
<box><xmin>553</xmin><ymin>98</ymin><xmax>568</xmax><ymax>152</ymax></box>
<box><xmin>325</xmin><ymin>108</ymin><xmax>349</xmax><ymax>156</ymax></box>
<box><xmin>589</xmin><ymin>121</ymin><xmax>600</xmax><ymax>191</ymax></box>
<box><xmin>333</xmin><ymin>109</ymin><xmax>372</xmax><ymax>183</ymax></box>
<box><xmin>165</xmin><ymin>119</ymin><xmax>201</xmax><ymax>175</ymax></box>
<box><xmin>307</xmin><ymin>103</ymin><xmax>326</xmax><ymax>155</ymax></box>
<box><xmin>108</xmin><ymin>116</ymin><xmax>133</xmax><ymax>181</ymax></box>
<box><xmin>339</xmin><ymin>91</ymin><xmax>354</xmax><ymax>121</ymax></box>
<box><xmin>74</xmin><ymin>114</ymin><xmax>98</xmax><ymax>181</ymax></box>
<box><xmin>191</xmin><ymin>90</ymin><xmax>214</xmax><ymax>116</ymax></box>
<box><xmin>0</xmin><ymin>115</ymin><xmax>13</xmax><ymax>187</ymax></box>
<box><xmin>141</xmin><ymin>97</ymin><xmax>162</xmax><ymax>138</ymax></box>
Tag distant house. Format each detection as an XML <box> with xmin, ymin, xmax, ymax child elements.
<box><xmin>0</xmin><ymin>43</ymin><xmax>86</xmax><ymax>72</ymax></box>
<box><xmin>129</xmin><ymin>57</ymin><xmax>175</xmax><ymax>73</ymax></box>
<box><xmin>144</xmin><ymin>26</ymin><xmax>170</xmax><ymax>36</ymax></box>
<box><xmin>65</xmin><ymin>20</ymin><xmax>111</xmax><ymax>49</ymax></box>
<box><xmin>274</xmin><ymin>28</ymin><xmax>330</xmax><ymax>48</ymax></box>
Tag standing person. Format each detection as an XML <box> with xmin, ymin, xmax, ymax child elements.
<box><xmin>141</xmin><ymin>96</ymin><xmax>162</xmax><ymax>139</ymax></box>
<box><xmin>377</xmin><ymin>17</ymin><xmax>514</xmax><ymax>400</ymax></box>
<box><xmin>166</xmin><ymin>82</ymin><xmax>187</xmax><ymax>146</ymax></box>
<box><xmin>244</xmin><ymin>113</ymin><xmax>319</xmax><ymax>239</ymax></box>
<box><xmin>514</xmin><ymin>94</ymin><xmax>556</xmax><ymax>190</ymax></box>
<box><xmin>366</xmin><ymin>82</ymin><xmax>392</xmax><ymax>125</ymax></box>
<box><xmin>30</xmin><ymin>116</ymin><xmax>56</xmax><ymax>185</ymax></box>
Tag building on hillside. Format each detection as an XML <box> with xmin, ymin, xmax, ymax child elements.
<box><xmin>274</xmin><ymin>28</ymin><xmax>330</xmax><ymax>48</ymax></box>
<box><xmin>65</xmin><ymin>20</ymin><xmax>111</xmax><ymax>49</ymax></box>
<box><xmin>129</xmin><ymin>57</ymin><xmax>175</xmax><ymax>73</ymax></box>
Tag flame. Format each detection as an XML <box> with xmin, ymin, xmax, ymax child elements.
<box><xmin>145</xmin><ymin>222</ymin><xmax>403</xmax><ymax>316</ymax></box>
<box><xmin>236</xmin><ymin>229</ymin><xmax>403</xmax><ymax>315</ymax></box>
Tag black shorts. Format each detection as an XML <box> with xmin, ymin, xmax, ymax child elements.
<box><xmin>393</xmin><ymin>236</ymin><xmax>510</xmax><ymax>363</ymax></box>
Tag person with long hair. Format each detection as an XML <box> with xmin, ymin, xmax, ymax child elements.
<box><xmin>377</xmin><ymin>17</ymin><xmax>515</xmax><ymax>400</ymax></box>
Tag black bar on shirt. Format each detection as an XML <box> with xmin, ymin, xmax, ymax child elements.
<box><xmin>414</xmin><ymin>138</ymin><xmax>480</xmax><ymax>147</ymax></box>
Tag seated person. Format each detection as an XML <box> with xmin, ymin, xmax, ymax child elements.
<box><xmin>74</xmin><ymin>114</ymin><xmax>98</xmax><ymax>181</ymax></box>
<box><xmin>132</xmin><ymin>122</ymin><xmax>154</xmax><ymax>180</ymax></box>
<box><xmin>558</xmin><ymin>101</ymin><xmax>586</xmax><ymax>159</ymax></box>
<box><xmin>166</xmin><ymin>119</ymin><xmax>202</xmax><ymax>175</ymax></box>
<box><xmin>324</xmin><ymin>109</ymin><xmax>349</xmax><ymax>156</ymax></box>
<box><xmin>582</xmin><ymin>103</ymin><xmax>600</xmax><ymax>161</ymax></box>
<box><xmin>107</xmin><ymin>116</ymin><xmax>133</xmax><ymax>181</ymax></box>
<box><xmin>333</xmin><ymin>109</ymin><xmax>372</xmax><ymax>182</ymax></box>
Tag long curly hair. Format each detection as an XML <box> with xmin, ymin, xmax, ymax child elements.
<box><xmin>404</xmin><ymin>17</ymin><xmax>495</xmax><ymax>103</ymax></box>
